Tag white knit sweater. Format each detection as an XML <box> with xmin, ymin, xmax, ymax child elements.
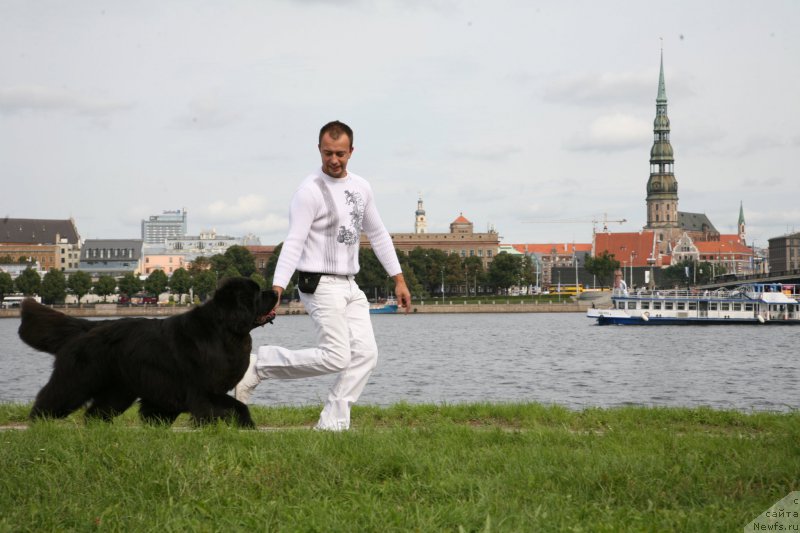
<box><xmin>272</xmin><ymin>168</ymin><xmax>402</xmax><ymax>289</ymax></box>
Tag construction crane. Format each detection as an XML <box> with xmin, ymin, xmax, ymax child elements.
<box><xmin>522</xmin><ymin>213</ymin><xmax>627</xmax><ymax>234</ymax></box>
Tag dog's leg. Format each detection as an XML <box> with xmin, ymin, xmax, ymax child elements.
<box><xmin>138</xmin><ymin>400</ymin><xmax>181</xmax><ymax>426</ymax></box>
<box><xmin>85</xmin><ymin>388</ymin><xmax>137</xmax><ymax>422</ymax></box>
<box><xmin>29</xmin><ymin>377</ymin><xmax>91</xmax><ymax>420</ymax></box>
<box><xmin>189</xmin><ymin>394</ymin><xmax>256</xmax><ymax>428</ymax></box>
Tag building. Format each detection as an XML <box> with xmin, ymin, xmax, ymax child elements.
<box><xmin>0</xmin><ymin>217</ymin><xmax>81</xmax><ymax>272</ymax></box>
<box><xmin>144</xmin><ymin>229</ymin><xmax>262</xmax><ymax>269</ymax></box>
<box><xmin>768</xmin><ymin>232</ymin><xmax>800</xmax><ymax>273</ymax></box>
<box><xmin>79</xmin><ymin>239</ymin><xmax>143</xmax><ymax>278</ymax></box>
<box><xmin>672</xmin><ymin>233</ymin><xmax>756</xmax><ymax>277</ymax></box>
<box><xmin>510</xmin><ymin>242</ymin><xmax>592</xmax><ymax>288</ymax></box>
<box><xmin>246</xmin><ymin>245</ymin><xmax>278</xmax><ymax>274</ymax></box>
<box><xmin>643</xmin><ymin>51</ymin><xmax>721</xmax><ymax>250</ymax></box>
<box><xmin>414</xmin><ymin>195</ymin><xmax>427</xmax><ymax>234</ymax></box>
<box><xmin>141</xmin><ymin>209</ymin><xmax>187</xmax><ymax>244</ymax></box>
<box><xmin>142</xmin><ymin>253</ymin><xmax>187</xmax><ymax>275</ymax></box>
<box><xmin>376</xmin><ymin>212</ymin><xmax>500</xmax><ymax>269</ymax></box>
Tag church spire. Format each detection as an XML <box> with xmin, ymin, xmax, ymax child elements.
<box><xmin>645</xmin><ymin>47</ymin><xmax>680</xmax><ymax>251</ymax></box>
<box><xmin>657</xmin><ymin>47</ymin><xmax>667</xmax><ymax>105</ymax></box>
<box><xmin>738</xmin><ymin>201</ymin><xmax>746</xmax><ymax>244</ymax></box>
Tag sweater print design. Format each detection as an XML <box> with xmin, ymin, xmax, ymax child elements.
<box><xmin>337</xmin><ymin>190</ymin><xmax>364</xmax><ymax>246</ymax></box>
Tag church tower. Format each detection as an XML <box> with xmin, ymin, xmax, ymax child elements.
<box><xmin>738</xmin><ymin>201</ymin><xmax>746</xmax><ymax>245</ymax></box>
<box><xmin>644</xmin><ymin>50</ymin><xmax>680</xmax><ymax>250</ymax></box>
<box><xmin>414</xmin><ymin>195</ymin><xmax>427</xmax><ymax>234</ymax></box>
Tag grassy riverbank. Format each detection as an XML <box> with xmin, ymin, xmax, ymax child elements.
<box><xmin>1</xmin><ymin>402</ymin><xmax>796</xmax><ymax>532</ymax></box>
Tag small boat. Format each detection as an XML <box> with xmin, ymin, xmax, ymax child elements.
<box><xmin>587</xmin><ymin>283</ymin><xmax>800</xmax><ymax>325</ymax></box>
<box><xmin>370</xmin><ymin>297</ymin><xmax>398</xmax><ymax>314</ymax></box>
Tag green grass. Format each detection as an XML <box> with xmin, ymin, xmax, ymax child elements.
<box><xmin>1</xmin><ymin>402</ymin><xmax>797</xmax><ymax>532</ymax></box>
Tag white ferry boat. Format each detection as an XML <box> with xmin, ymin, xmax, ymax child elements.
<box><xmin>587</xmin><ymin>283</ymin><xmax>800</xmax><ymax>325</ymax></box>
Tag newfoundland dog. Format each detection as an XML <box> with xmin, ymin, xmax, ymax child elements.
<box><xmin>18</xmin><ymin>277</ymin><xmax>277</xmax><ymax>428</ymax></box>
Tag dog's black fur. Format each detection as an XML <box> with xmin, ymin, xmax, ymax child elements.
<box><xmin>18</xmin><ymin>277</ymin><xmax>277</xmax><ymax>428</ymax></box>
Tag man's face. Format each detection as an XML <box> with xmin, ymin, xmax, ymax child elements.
<box><xmin>319</xmin><ymin>132</ymin><xmax>353</xmax><ymax>179</ymax></box>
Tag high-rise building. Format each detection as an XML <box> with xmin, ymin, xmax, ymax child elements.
<box><xmin>141</xmin><ymin>209</ymin><xmax>187</xmax><ymax>244</ymax></box>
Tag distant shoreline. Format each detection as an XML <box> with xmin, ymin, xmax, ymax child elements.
<box><xmin>0</xmin><ymin>300</ymin><xmax>589</xmax><ymax>318</ymax></box>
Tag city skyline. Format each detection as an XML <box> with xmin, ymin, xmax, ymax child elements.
<box><xmin>2</xmin><ymin>2</ymin><xmax>798</xmax><ymax>247</ymax></box>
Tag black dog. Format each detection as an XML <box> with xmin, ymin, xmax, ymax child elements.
<box><xmin>18</xmin><ymin>277</ymin><xmax>277</xmax><ymax>428</ymax></box>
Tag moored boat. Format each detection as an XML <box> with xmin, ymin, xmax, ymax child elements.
<box><xmin>587</xmin><ymin>283</ymin><xmax>800</xmax><ymax>325</ymax></box>
<box><xmin>369</xmin><ymin>297</ymin><xmax>398</xmax><ymax>314</ymax></box>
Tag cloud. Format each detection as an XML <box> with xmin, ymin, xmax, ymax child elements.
<box><xmin>204</xmin><ymin>194</ymin><xmax>268</xmax><ymax>221</ymax></box>
<box><xmin>563</xmin><ymin>113</ymin><xmax>650</xmax><ymax>152</ymax></box>
<box><xmin>0</xmin><ymin>86</ymin><xmax>133</xmax><ymax>117</ymax></box>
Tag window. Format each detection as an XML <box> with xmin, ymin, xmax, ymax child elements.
<box><xmin>665</xmin><ymin>302</ymin><xmax>674</xmax><ymax>310</ymax></box>
<box><xmin>641</xmin><ymin>301</ymin><xmax>650</xmax><ymax>310</ymax></box>
<box><xmin>720</xmin><ymin>303</ymin><xmax>730</xmax><ymax>311</ymax></box>
<box><xmin>653</xmin><ymin>302</ymin><xmax>662</xmax><ymax>310</ymax></box>
<box><xmin>733</xmin><ymin>304</ymin><xmax>741</xmax><ymax>311</ymax></box>
<box><xmin>745</xmin><ymin>304</ymin><xmax>754</xmax><ymax>311</ymax></box>
<box><xmin>677</xmin><ymin>302</ymin><xmax>685</xmax><ymax>310</ymax></box>
<box><xmin>627</xmin><ymin>302</ymin><xmax>637</xmax><ymax>310</ymax></box>
<box><xmin>688</xmin><ymin>302</ymin><xmax>697</xmax><ymax>310</ymax></box>
<box><xmin>709</xmin><ymin>303</ymin><xmax>718</xmax><ymax>311</ymax></box>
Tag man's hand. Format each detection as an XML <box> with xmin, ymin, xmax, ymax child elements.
<box><xmin>272</xmin><ymin>286</ymin><xmax>284</xmax><ymax>311</ymax></box>
<box><xmin>393</xmin><ymin>274</ymin><xmax>412</xmax><ymax>314</ymax></box>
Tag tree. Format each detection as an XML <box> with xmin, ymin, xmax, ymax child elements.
<box><xmin>356</xmin><ymin>248</ymin><xmax>394</xmax><ymax>300</ymax></box>
<box><xmin>94</xmin><ymin>275</ymin><xmax>117</xmax><ymax>302</ymax></box>
<box><xmin>118</xmin><ymin>272</ymin><xmax>142</xmax><ymax>297</ymax></box>
<box><xmin>0</xmin><ymin>271</ymin><xmax>13</xmax><ymax>297</ymax></box>
<box><xmin>67</xmin><ymin>271</ymin><xmax>92</xmax><ymax>305</ymax></box>
<box><xmin>463</xmin><ymin>255</ymin><xmax>485</xmax><ymax>296</ymax></box>
<box><xmin>220</xmin><ymin>265</ymin><xmax>242</xmax><ymax>281</ymax></box>
<box><xmin>41</xmin><ymin>269</ymin><xmax>67</xmax><ymax>304</ymax></box>
<box><xmin>661</xmin><ymin>259</ymin><xmax>716</xmax><ymax>287</ymax></box>
<box><xmin>224</xmin><ymin>245</ymin><xmax>256</xmax><ymax>277</ymax></box>
<box><xmin>265</xmin><ymin>243</ymin><xmax>282</xmax><ymax>283</ymax></box>
<box><xmin>193</xmin><ymin>270</ymin><xmax>217</xmax><ymax>301</ymax></box>
<box><xmin>189</xmin><ymin>256</ymin><xmax>211</xmax><ymax>274</ymax></box>
<box><xmin>250</xmin><ymin>272</ymin><xmax>267</xmax><ymax>289</ymax></box>
<box><xmin>144</xmin><ymin>269</ymin><xmax>168</xmax><ymax>298</ymax></box>
<box><xmin>584</xmin><ymin>251</ymin><xmax>621</xmax><ymax>288</ymax></box>
<box><xmin>486</xmin><ymin>252</ymin><xmax>522</xmax><ymax>293</ymax></box>
<box><xmin>169</xmin><ymin>268</ymin><xmax>192</xmax><ymax>304</ymax></box>
<box><xmin>14</xmin><ymin>267</ymin><xmax>41</xmax><ymax>296</ymax></box>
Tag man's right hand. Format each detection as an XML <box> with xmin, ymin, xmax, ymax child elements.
<box><xmin>272</xmin><ymin>286</ymin><xmax>284</xmax><ymax>311</ymax></box>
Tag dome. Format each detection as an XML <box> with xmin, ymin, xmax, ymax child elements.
<box><xmin>650</xmin><ymin>141</ymin><xmax>673</xmax><ymax>159</ymax></box>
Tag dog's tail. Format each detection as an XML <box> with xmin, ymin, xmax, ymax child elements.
<box><xmin>18</xmin><ymin>298</ymin><xmax>100</xmax><ymax>355</ymax></box>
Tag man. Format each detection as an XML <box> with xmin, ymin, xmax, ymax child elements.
<box><xmin>235</xmin><ymin>120</ymin><xmax>412</xmax><ymax>431</ymax></box>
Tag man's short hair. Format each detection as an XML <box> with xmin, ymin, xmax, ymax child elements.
<box><xmin>319</xmin><ymin>121</ymin><xmax>353</xmax><ymax>148</ymax></box>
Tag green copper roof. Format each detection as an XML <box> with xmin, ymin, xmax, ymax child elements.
<box><xmin>657</xmin><ymin>49</ymin><xmax>667</xmax><ymax>104</ymax></box>
<box><xmin>739</xmin><ymin>201</ymin><xmax>745</xmax><ymax>225</ymax></box>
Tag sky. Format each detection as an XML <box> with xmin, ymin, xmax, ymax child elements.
<box><xmin>1</xmin><ymin>0</ymin><xmax>798</xmax><ymax>249</ymax></box>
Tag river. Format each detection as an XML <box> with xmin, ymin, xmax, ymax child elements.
<box><xmin>1</xmin><ymin>313</ymin><xmax>796</xmax><ymax>412</ymax></box>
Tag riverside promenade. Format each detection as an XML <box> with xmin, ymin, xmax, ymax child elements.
<box><xmin>0</xmin><ymin>298</ymin><xmax>594</xmax><ymax>318</ymax></box>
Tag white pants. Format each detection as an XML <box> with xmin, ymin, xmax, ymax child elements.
<box><xmin>254</xmin><ymin>275</ymin><xmax>378</xmax><ymax>430</ymax></box>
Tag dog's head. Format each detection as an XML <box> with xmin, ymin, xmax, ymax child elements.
<box><xmin>211</xmin><ymin>277</ymin><xmax>279</xmax><ymax>334</ymax></box>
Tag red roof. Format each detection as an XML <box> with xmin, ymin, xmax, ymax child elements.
<box><xmin>694</xmin><ymin>240</ymin><xmax>752</xmax><ymax>256</ymax></box>
<box><xmin>511</xmin><ymin>243</ymin><xmax>592</xmax><ymax>255</ymax></box>
<box><xmin>593</xmin><ymin>231</ymin><xmax>658</xmax><ymax>267</ymax></box>
<box><xmin>452</xmin><ymin>214</ymin><xmax>471</xmax><ymax>224</ymax></box>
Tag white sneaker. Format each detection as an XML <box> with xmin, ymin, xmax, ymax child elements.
<box><xmin>234</xmin><ymin>354</ymin><xmax>261</xmax><ymax>404</ymax></box>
